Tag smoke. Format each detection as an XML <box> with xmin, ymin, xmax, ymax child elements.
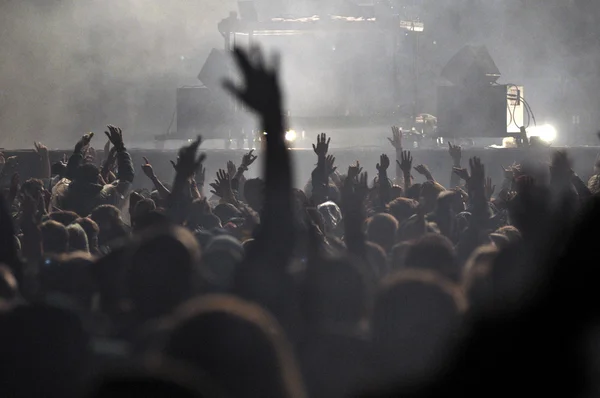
<box><xmin>0</xmin><ymin>0</ymin><xmax>234</xmax><ymax>148</ymax></box>
<box><xmin>0</xmin><ymin>0</ymin><xmax>598</xmax><ymax>149</ymax></box>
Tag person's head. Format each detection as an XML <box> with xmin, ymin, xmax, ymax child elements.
<box><xmin>51</xmin><ymin>161</ymin><xmax>67</xmax><ymax>178</ymax></box>
<box><xmin>404</xmin><ymin>233</ymin><xmax>460</xmax><ymax>282</ymax></box>
<box><xmin>387</xmin><ymin>197</ymin><xmax>418</xmax><ymax>225</ymax></box>
<box><xmin>405</xmin><ymin>183</ymin><xmax>422</xmax><ymax>201</ymax></box>
<box><xmin>66</xmin><ymin>223</ymin><xmax>89</xmax><ymax>253</ymax></box>
<box><xmin>390</xmin><ymin>241</ymin><xmax>412</xmax><ymax>271</ymax></box>
<box><xmin>127</xmin><ymin>226</ymin><xmax>201</xmax><ymax>320</ymax></box>
<box><xmin>75</xmin><ymin>163</ymin><xmax>101</xmax><ymax>184</ymax></box>
<box><xmin>40</xmin><ymin>252</ymin><xmax>96</xmax><ymax>308</ymax></box>
<box><xmin>365</xmin><ymin>241</ymin><xmax>388</xmax><ymax>280</ymax></box>
<box><xmin>200</xmin><ymin>235</ymin><xmax>244</xmax><ymax>292</ymax></box>
<box><xmin>303</xmin><ymin>256</ymin><xmax>373</xmax><ymax>330</ymax></box>
<box><xmin>133</xmin><ymin>210</ymin><xmax>170</xmax><ymax>233</ymax></box>
<box><xmin>41</xmin><ymin>220</ymin><xmax>69</xmax><ymax>255</ymax></box>
<box><xmin>366</xmin><ymin>213</ymin><xmax>399</xmax><ymax>253</ymax></box>
<box><xmin>390</xmin><ymin>185</ymin><xmax>403</xmax><ymax>200</ymax></box>
<box><xmin>90</xmin><ymin>205</ymin><xmax>128</xmax><ymax>245</ymax></box>
<box><xmin>462</xmin><ymin>245</ymin><xmax>500</xmax><ymax>307</ymax></box>
<box><xmin>496</xmin><ymin>225</ymin><xmax>522</xmax><ymax>244</ymax></box>
<box><xmin>371</xmin><ymin>269</ymin><xmax>466</xmax><ymax>380</ymax></box>
<box><xmin>49</xmin><ymin>210</ymin><xmax>80</xmax><ymax>226</ymax></box>
<box><xmin>20</xmin><ymin>178</ymin><xmax>44</xmax><ymax>198</ymax></box>
<box><xmin>131</xmin><ymin>199</ymin><xmax>157</xmax><ymax>228</ymax></box>
<box><xmin>162</xmin><ymin>295</ymin><xmax>307</xmax><ymax>398</ymax></box>
<box><xmin>90</xmin><ymin>204</ymin><xmax>123</xmax><ymax>230</ymax></box>
<box><xmin>213</xmin><ymin>203</ymin><xmax>242</xmax><ymax>225</ymax></box>
<box><xmin>420</xmin><ymin>181</ymin><xmax>445</xmax><ymax>213</ymax></box>
<box><xmin>243</xmin><ymin>178</ymin><xmax>265</xmax><ymax>212</ymax></box>
<box><xmin>317</xmin><ymin>201</ymin><xmax>343</xmax><ymax>237</ymax></box>
<box><xmin>75</xmin><ymin>217</ymin><xmax>100</xmax><ymax>254</ymax></box>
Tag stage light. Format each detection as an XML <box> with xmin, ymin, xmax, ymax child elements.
<box><xmin>527</xmin><ymin>124</ymin><xmax>557</xmax><ymax>143</ymax></box>
<box><xmin>285</xmin><ymin>130</ymin><xmax>297</xmax><ymax>142</ymax></box>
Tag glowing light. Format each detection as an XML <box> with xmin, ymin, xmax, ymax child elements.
<box><xmin>285</xmin><ymin>130</ymin><xmax>297</xmax><ymax>142</ymax></box>
<box><xmin>527</xmin><ymin>124</ymin><xmax>557</xmax><ymax>143</ymax></box>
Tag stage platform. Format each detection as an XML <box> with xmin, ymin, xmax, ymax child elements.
<box><xmin>3</xmin><ymin>146</ymin><xmax>599</xmax><ymax>191</ymax></box>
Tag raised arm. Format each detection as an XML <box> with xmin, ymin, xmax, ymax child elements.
<box><xmin>104</xmin><ymin>125</ymin><xmax>134</xmax><ymax>196</ymax></box>
<box><xmin>377</xmin><ymin>154</ymin><xmax>391</xmax><ymax>207</ymax></box>
<box><xmin>448</xmin><ymin>142</ymin><xmax>462</xmax><ymax>188</ymax></box>
<box><xmin>34</xmin><ymin>142</ymin><xmax>51</xmax><ymax>180</ymax></box>
<box><xmin>388</xmin><ymin>126</ymin><xmax>403</xmax><ymax>185</ymax></box>
<box><xmin>66</xmin><ymin>133</ymin><xmax>94</xmax><ymax>180</ymax></box>
<box><xmin>141</xmin><ymin>157</ymin><xmax>171</xmax><ymax>199</ymax></box>
<box><xmin>397</xmin><ymin>150</ymin><xmax>413</xmax><ymax>194</ymax></box>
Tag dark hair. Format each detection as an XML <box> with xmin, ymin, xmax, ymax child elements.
<box><xmin>41</xmin><ymin>220</ymin><xmax>69</xmax><ymax>255</ymax></box>
<box><xmin>371</xmin><ymin>269</ymin><xmax>466</xmax><ymax>381</ymax></box>
<box><xmin>75</xmin><ymin>217</ymin><xmax>100</xmax><ymax>254</ymax></box>
<box><xmin>387</xmin><ymin>197</ymin><xmax>418</xmax><ymax>225</ymax></box>
<box><xmin>303</xmin><ymin>256</ymin><xmax>374</xmax><ymax>327</ymax></box>
<box><xmin>127</xmin><ymin>227</ymin><xmax>201</xmax><ymax>320</ymax></box>
<box><xmin>75</xmin><ymin>163</ymin><xmax>100</xmax><ymax>184</ymax></box>
<box><xmin>163</xmin><ymin>295</ymin><xmax>307</xmax><ymax>398</ymax></box>
<box><xmin>366</xmin><ymin>213</ymin><xmax>399</xmax><ymax>253</ymax></box>
<box><xmin>20</xmin><ymin>178</ymin><xmax>44</xmax><ymax>198</ymax></box>
<box><xmin>49</xmin><ymin>210</ymin><xmax>80</xmax><ymax>226</ymax></box>
<box><xmin>404</xmin><ymin>233</ymin><xmax>460</xmax><ymax>282</ymax></box>
<box><xmin>66</xmin><ymin>223</ymin><xmax>89</xmax><ymax>253</ymax></box>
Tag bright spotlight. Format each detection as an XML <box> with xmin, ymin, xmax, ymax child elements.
<box><xmin>527</xmin><ymin>124</ymin><xmax>557</xmax><ymax>143</ymax></box>
<box><xmin>285</xmin><ymin>130</ymin><xmax>297</xmax><ymax>142</ymax></box>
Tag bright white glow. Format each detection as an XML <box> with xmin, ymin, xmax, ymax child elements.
<box><xmin>527</xmin><ymin>124</ymin><xmax>557</xmax><ymax>143</ymax></box>
<box><xmin>285</xmin><ymin>130</ymin><xmax>297</xmax><ymax>142</ymax></box>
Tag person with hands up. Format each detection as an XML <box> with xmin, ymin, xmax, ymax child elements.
<box><xmin>398</xmin><ymin>150</ymin><xmax>413</xmax><ymax>193</ymax></box>
<box><xmin>377</xmin><ymin>154</ymin><xmax>391</xmax><ymax>207</ymax></box>
<box><xmin>55</xmin><ymin>125</ymin><xmax>134</xmax><ymax>216</ymax></box>
<box><xmin>141</xmin><ymin>157</ymin><xmax>171</xmax><ymax>199</ymax></box>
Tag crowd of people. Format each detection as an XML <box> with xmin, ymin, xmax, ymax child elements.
<box><xmin>1</xmin><ymin>45</ymin><xmax>600</xmax><ymax>398</ymax></box>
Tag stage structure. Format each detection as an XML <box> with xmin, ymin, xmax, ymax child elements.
<box><xmin>157</xmin><ymin>4</ymin><xmax>425</xmax><ymax>143</ymax></box>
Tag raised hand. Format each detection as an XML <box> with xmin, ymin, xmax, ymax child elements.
<box><xmin>141</xmin><ymin>157</ymin><xmax>156</xmax><ymax>179</ymax></box>
<box><xmin>312</xmin><ymin>133</ymin><xmax>330</xmax><ymax>157</ymax></box>
<box><xmin>76</xmin><ymin>132</ymin><xmax>94</xmax><ymax>152</ymax></box>
<box><xmin>325</xmin><ymin>155</ymin><xmax>337</xmax><ymax>175</ymax></box>
<box><xmin>448</xmin><ymin>142</ymin><xmax>462</xmax><ymax>165</ymax></box>
<box><xmin>377</xmin><ymin>154</ymin><xmax>390</xmax><ymax>173</ymax></box>
<box><xmin>223</xmin><ymin>45</ymin><xmax>282</xmax><ymax>118</ymax></box>
<box><xmin>453</xmin><ymin>167</ymin><xmax>470</xmax><ymax>182</ymax></box>
<box><xmin>209</xmin><ymin>169</ymin><xmax>233</xmax><ymax>200</ymax></box>
<box><xmin>485</xmin><ymin>176</ymin><xmax>496</xmax><ymax>200</ymax></box>
<box><xmin>173</xmin><ymin>136</ymin><xmax>206</xmax><ymax>179</ymax></box>
<box><xmin>227</xmin><ymin>160</ymin><xmax>237</xmax><ymax>177</ymax></box>
<box><xmin>347</xmin><ymin>161</ymin><xmax>363</xmax><ymax>181</ymax></box>
<box><xmin>33</xmin><ymin>142</ymin><xmax>48</xmax><ymax>157</ymax></box>
<box><xmin>241</xmin><ymin>149</ymin><xmax>258</xmax><ymax>169</ymax></box>
<box><xmin>501</xmin><ymin>165</ymin><xmax>514</xmax><ymax>180</ymax></box>
<box><xmin>388</xmin><ymin>126</ymin><xmax>403</xmax><ymax>151</ymax></box>
<box><xmin>469</xmin><ymin>156</ymin><xmax>486</xmax><ymax>190</ymax></box>
<box><xmin>104</xmin><ymin>125</ymin><xmax>124</xmax><ymax>149</ymax></box>
<box><xmin>397</xmin><ymin>150</ymin><xmax>413</xmax><ymax>175</ymax></box>
<box><xmin>356</xmin><ymin>172</ymin><xmax>369</xmax><ymax>201</ymax></box>
<box><xmin>414</xmin><ymin>164</ymin><xmax>430</xmax><ymax>176</ymax></box>
<box><xmin>197</xmin><ymin>164</ymin><xmax>206</xmax><ymax>187</ymax></box>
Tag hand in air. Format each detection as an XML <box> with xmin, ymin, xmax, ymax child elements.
<box><xmin>397</xmin><ymin>150</ymin><xmax>413</xmax><ymax>175</ymax></box>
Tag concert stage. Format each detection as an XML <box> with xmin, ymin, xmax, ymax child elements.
<box><xmin>3</xmin><ymin>145</ymin><xmax>599</xmax><ymax>191</ymax></box>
